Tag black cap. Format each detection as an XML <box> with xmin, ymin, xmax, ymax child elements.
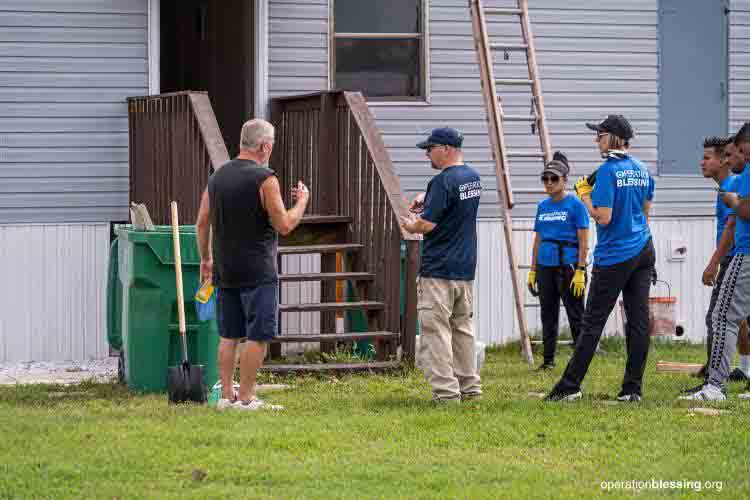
<box><xmin>542</xmin><ymin>151</ymin><xmax>570</xmax><ymax>177</ymax></box>
<box><xmin>585</xmin><ymin>115</ymin><xmax>634</xmax><ymax>140</ymax></box>
<box><xmin>417</xmin><ymin>127</ymin><xmax>464</xmax><ymax>149</ymax></box>
<box><xmin>734</xmin><ymin>122</ymin><xmax>750</xmax><ymax>144</ymax></box>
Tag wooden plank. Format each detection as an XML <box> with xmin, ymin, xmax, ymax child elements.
<box><xmin>655</xmin><ymin>361</ymin><xmax>704</xmax><ymax>375</ymax></box>
<box><xmin>260</xmin><ymin>361</ymin><xmax>399</xmax><ymax>373</ymax></box>
<box><xmin>279</xmin><ymin>301</ymin><xmax>385</xmax><ymax>313</ymax></box>
<box><xmin>402</xmin><ymin>240</ymin><xmax>420</xmax><ymax>364</ymax></box>
<box><xmin>317</xmin><ymin>93</ymin><xmax>339</xmax><ymax>215</ymax></box>
<box><xmin>278</xmin><ymin>243</ymin><xmax>363</xmax><ymax>255</ymax></box>
<box><xmin>188</xmin><ymin>92</ymin><xmax>230</xmax><ymax>171</ymax></box>
<box><xmin>298</xmin><ymin>215</ymin><xmax>352</xmax><ymax>225</ymax></box>
<box><xmin>279</xmin><ymin>272</ymin><xmax>374</xmax><ymax>282</ymax></box>
<box><xmin>272</xmin><ymin>332</ymin><xmax>398</xmax><ymax>343</ymax></box>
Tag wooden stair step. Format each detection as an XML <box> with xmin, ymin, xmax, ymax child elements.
<box><xmin>260</xmin><ymin>361</ymin><xmax>399</xmax><ymax>374</ymax></box>
<box><xmin>278</xmin><ymin>243</ymin><xmax>363</xmax><ymax>255</ymax></box>
<box><xmin>279</xmin><ymin>272</ymin><xmax>375</xmax><ymax>282</ymax></box>
<box><xmin>272</xmin><ymin>332</ymin><xmax>398</xmax><ymax>343</ymax></box>
<box><xmin>299</xmin><ymin>215</ymin><xmax>352</xmax><ymax>225</ymax></box>
<box><xmin>279</xmin><ymin>301</ymin><xmax>385</xmax><ymax>313</ymax></box>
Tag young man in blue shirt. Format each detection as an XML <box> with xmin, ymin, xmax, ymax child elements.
<box><xmin>528</xmin><ymin>152</ymin><xmax>590</xmax><ymax>370</ymax></box>
<box><xmin>546</xmin><ymin>115</ymin><xmax>656</xmax><ymax>402</ymax></box>
<box><xmin>400</xmin><ymin>127</ymin><xmax>482</xmax><ymax>403</ymax></box>
<box><xmin>685</xmin><ymin>125</ymin><xmax>750</xmax><ymax>400</ymax></box>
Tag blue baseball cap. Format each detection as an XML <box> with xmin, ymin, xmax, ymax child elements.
<box><xmin>417</xmin><ymin>127</ymin><xmax>464</xmax><ymax>149</ymax></box>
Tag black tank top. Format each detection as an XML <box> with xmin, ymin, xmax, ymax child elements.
<box><xmin>208</xmin><ymin>159</ymin><xmax>278</xmax><ymax>288</ymax></box>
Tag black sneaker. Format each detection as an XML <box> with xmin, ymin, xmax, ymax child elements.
<box><xmin>728</xmin><ymin>368</ymin><xmax>748</xmax><ymax>382</ymax></box>
<box><xmin>544</xmin><ymin>388</ymin><xmax>582</xmax><ymax>402</ymax></box>
<box><xmin>616</xmin><ymin>392</ymin><xmax>642</xmax><ymax>402</ymax></box>
<box><xmin>536</xmin><ymin>362</ymin><xmax>556</xmax><ymax>371</ymax></box>
<box><xmin>681</xmin><ymin>383</ymin><xmax>706</xmax><ymax>395</ymax></box>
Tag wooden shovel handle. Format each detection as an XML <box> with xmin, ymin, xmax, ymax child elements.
<box><xmin>171</xmin><ymin>201</ymin><xmax>187</xmax><ymax>337</ymax></box>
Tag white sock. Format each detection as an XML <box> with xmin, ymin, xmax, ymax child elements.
<box><xmin>739</xmin><ymin>355</ymin><xmax>750</xmax><ymax>375</ymax></box>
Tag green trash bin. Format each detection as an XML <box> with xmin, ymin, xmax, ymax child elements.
<box><xmin>115</xmin><ymin>225</ymin><xmax>219</xmax><ymax>393</ymax></box>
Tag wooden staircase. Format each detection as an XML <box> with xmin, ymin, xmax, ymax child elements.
<box><xmin>127</xmin><ymin>90</ymin><xmax>419</xmax><ymax>374</ymax></box>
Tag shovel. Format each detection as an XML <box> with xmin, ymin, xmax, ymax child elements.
<box><xmin>167</xmin><ymin>201</ymin><xmax>207</xmax><ymax>404</ymax></box>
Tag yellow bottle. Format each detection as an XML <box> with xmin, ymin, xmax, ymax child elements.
<box><xmin>195</xmin><ymin>280</ymin><xmax>214</xmax><ymax>304</ymax></box>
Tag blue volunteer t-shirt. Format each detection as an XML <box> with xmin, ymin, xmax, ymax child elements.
<box><xmin>716</xmin><ymin>174</ymin><xmax>739</xmax><ymax>256</ymax></box>
<box><xmin>590</xmin><ymin>155</ymin><xmax>655</xmax><ymax>266</ymax></box>
<box><xmin>734</xmin><ymin>163</ymin><xmax>750</xmax><ymax>255</ymax></box>
<box><xmin>419</xmin><ymin>164</ymin><xmax>481</xmax><ymax>281</ymax></box>
<box><xmin>533</xmin><ymin>195</ymin><xmax>590</xmax><ymax>266</ymax></box>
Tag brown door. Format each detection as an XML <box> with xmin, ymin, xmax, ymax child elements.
<box><xmin>160</xmin><ymin>0</ymin><xmax>254</xmax><ymax>158</ymax></box>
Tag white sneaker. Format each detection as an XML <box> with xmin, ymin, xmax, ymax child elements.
<box><xmin>738</xmin><ymin>392</ymin><xmax>750</xmax><ymax>400</ymax></box>
<box><xmin>678</xmin><ymin>384</ymin><xmax>727</xmax><ymax>401</ymax></box>
<box><xmin>235</xmin><ymin>398</ymin><xmax>284</xmax><ymax>411</ymax></box>
<box><xmin>216</xmin><ymin>398</ymin><xmax>238</xmax><ymax>411</ymax></box>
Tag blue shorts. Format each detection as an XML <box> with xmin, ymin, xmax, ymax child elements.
<box><xmin>216</xmin><ymin>283</ymin><xmax>279</xmax><ymax>342</ymax></box>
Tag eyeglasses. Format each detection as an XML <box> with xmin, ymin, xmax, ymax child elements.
<box><xmin>597</xmin><ymin>132</ymin><xmax>609</xmax><ymax>139</ymax></box>
<box><xmin>425</xmin><ymin>144</ymin><xmax>445</xmax><ymax>153</ymax></box>
<box><xmin>541</xmin><ymin>174</ymin><xmax>560</xmax><ymax>184</ymax></box>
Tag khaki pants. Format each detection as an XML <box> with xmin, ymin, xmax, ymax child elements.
<box><xmin>417</xmin><ymin>277</ymin><xmax>482</xmax><ymax>401</ymax></box>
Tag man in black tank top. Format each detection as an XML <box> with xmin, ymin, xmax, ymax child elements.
<box><xmin>196</xmin><ymin>119</ymin><xmax>309</xmax><ymax>411</ymax></box>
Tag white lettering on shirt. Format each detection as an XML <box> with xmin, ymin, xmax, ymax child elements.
<box><xmin>538</xmin><ymin>211</ymin><xmax>568</xmax><ymax>222</ymax></box>
<box><xmin>614</xmin><ymin>169</ymin><xmax>650</xmax><ymax>188</ymax></box>
<box><xmin>458</xmin><ymin>181</ymin><xmax>482</xmax><ymax>200</ymax></box>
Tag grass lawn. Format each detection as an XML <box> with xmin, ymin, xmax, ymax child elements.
<box><xmin>0</xmin><ymin>340</ymin><xmax>747</xmax><ymax>499</ymax></box>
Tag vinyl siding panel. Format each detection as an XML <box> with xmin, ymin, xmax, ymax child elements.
<box><xmin>0</xmin><ymin>0</ymin><xmax>148</xmax><ymax>223</ymax></box>
<box><xmin>268</xmin><ymin>0</ymin><xmax>722</xmax><ymax>219</ymax></box>
<box><xmin>731</xmin><ymin>0</ymin><xmax>750</xmax><ymax>132</ymax></box>
<box><xmin>0</xmin><ymin>223</ymin><xmax>110</xmax><ymax>362</ymax></box>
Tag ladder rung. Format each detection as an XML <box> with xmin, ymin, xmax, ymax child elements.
<box><xmin>484</xmin><ymin>7</ymin><xmax>523</xmax><ymax>15</ymax></box>
<box><xmin>490</xmin><ymin>43</ymin><xmax>528</xmax><ymax>51</ymax></box>
<box><xmin>524</xmin><ymin>303</ymin><xmax>541</xmax><ymax>308</ymax></box>
<box><xmin>501</xmin><ymin>114</ymin><xmax>538</xmax><ymax>122</ymax></box>
<box><xmin>512</xmin><ymin>228</ymin><xmax>534</xmax><ymax>232</ymax></box>
<box><xmin>518</xmin><ymin>264</ymin><xmax>532</xmax><ymax>270</ymax></box>
<box><xmin>496</xmin><ymin>78</ymin><xmax>533</xmax><ymax>86</ymax></box>
<box><xmin>507</xmin><ymin>151</ymin><xmax>546</xmax><ymax>158</ymax></box>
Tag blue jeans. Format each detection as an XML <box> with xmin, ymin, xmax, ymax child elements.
<box><xmin>216</xmin><ymin>282</ymin><xmax>279</xmax><ymax>342</ymax></box>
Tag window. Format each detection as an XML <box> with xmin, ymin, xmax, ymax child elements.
<box><xmin>331</xmin><ymin>0</ymin><xmax>427</xmax><ymax>101</ymax></box>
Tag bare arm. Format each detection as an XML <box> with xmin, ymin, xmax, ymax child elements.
<box><xmin>261</xmin><ymin>176</ymin><xmax>309</xmax><ymax>236</ymax></box>
<box><xmin>196</xmin><ymin>188</ymin><xmax>212</xmax><ymax>282</ymax></box>
<box><xmin>580</xmin><ymin>195</ymin><xmax>612</xmax><ymax>226</ymax></box>
<box><xmin>643</xmin><ymin>200</ymin><xmax>652</xmax><ymax>222</ymax></box>
<box><xmin>703</xmin><ymin>216</ymin><xmax>736</xmax><ymax>286</ymax></box>
<box><xmin>530</xmin><ymin>232</ymin><xmax>541</xmax><ymax>271</ymax></box>
<box><xmin>576</xmin><ymin>228</ymin><xmax>589</xmax><ymax>268</ymax></box>
<box><xmin>399</xmin><ymin>216</ymin><xmax>436</xmax><ymax>235</ymax></box>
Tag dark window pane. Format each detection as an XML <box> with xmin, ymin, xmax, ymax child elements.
<box><xmin>335</xmin><ymin>38</ymin><xmax>421</xmax><ymax>98</ymax></box>
<box><xmin>335</xmin><ymin>0</ymin><xmax>420</xmax><ymax>34</ymax></box>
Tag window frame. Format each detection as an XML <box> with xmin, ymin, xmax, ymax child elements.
<box><xmin>328</xmin><ymin>0</ymin><xmax>430</xmax><ymax>104</ymax></box>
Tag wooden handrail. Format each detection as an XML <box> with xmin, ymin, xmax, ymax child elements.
<box><xmin>127</xmin><ymin>91</ymin><xmax>229</xmax><ymax>224</ymax></box>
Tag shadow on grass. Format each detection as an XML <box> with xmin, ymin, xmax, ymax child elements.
<box><xmin>0</xmin><ymin>379</ymin><xmax>133</xmax><ymax>407</ymax></box>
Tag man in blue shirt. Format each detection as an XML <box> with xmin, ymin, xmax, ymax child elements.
<box><xmin>547</xmin><ymin>115</ymin><xmax>656</xmax><ymax>402</ymax></box>
<box><xmin>686</xmin><ymin>124</ymin><xmax>750</xmax><ymax>400</ymax></box>
<box><xmin>400</xmin><ymin>127</ymin><xmax>482</xmax><ymax>403</ymax></box>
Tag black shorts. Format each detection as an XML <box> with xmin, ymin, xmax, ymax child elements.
<box><xmin>216</xmin><ymin>282</ymin><xmax>279</xmax><ymax>342</ymax></box>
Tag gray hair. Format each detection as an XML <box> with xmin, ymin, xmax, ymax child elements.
<box><xmin>240</xmin><ymin>119</ymin><xmax>275</xmax><ymax>150</ymax></box>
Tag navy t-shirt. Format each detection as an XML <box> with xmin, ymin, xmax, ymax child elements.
<box><xmin>716</xmin><ymin>174</ymin><xmax>739</xmax><ymax>256</ymax></box>
<box><xmin>419</xmin><ymin>164</ymin><xmax>481</xmax><ymax>281</ymax></box>
<box><xmin>533</xmin><ymin>195</ymin><xmax>590</xmax><ymax>266</ymax></box>
<box><xmin>590</xmin><ymin>154</ymin><xmax>655</xmax><ymax>266</ymax></box>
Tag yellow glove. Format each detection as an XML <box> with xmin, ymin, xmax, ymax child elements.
<box><xmin>574</xmin><ymin>176</ymin><xmax>593</xmax><ymax>198</ymax></box>
<box><xmin>570</xmin><ymin>268</ymin><xmax>586</xmax><ymax>297</ymax></box>
<box><xmin>527</xmin><ymin>270</ymin><xmax>538</xmax><ymax>297</ymax></box>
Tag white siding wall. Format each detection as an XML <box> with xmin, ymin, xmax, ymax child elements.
<box><xmin>0</xmin><ymin>224</ymin><xmax>110</xmax><ymax>362</ymax></box>
<box><xmin>731</xmin><ymin>0</ymin><xmax>750</xmax><ymax>132</ymax></box>
<box><xmin>474</xmin><ymin>218</ymin><xmax>716</xmax><ymax>345</ymax></box>
<box><xmin>0</xmin><ymin>0</ymin><xmax>148</xmax><ymax>224</ymax></box>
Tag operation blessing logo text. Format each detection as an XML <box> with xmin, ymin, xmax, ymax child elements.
<box><xmin>459</xmin><ymin>181</ymin><xmax>481</xmax><ymax>200</ymax></box>
<box><xmin>538</xmin><ymin>211</ymin><xmax>568</xmax><ymax>222</ymax></box>
<box><xmin>615</xmin><ymin>169</ymin><xmax>650</xmax><ymax>188</ymax></box>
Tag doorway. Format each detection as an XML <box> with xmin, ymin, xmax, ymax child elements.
<box><xmin>658</xmin><ymin>0</ymin><xmax>728</xmax><ymax>175</ymax></box>
<box><xmin>160</xmin><ymin>0</ymin><xmax>254</xmax><ymax>157</ymax></box>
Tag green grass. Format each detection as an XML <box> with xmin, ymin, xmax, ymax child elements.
<box><xmin>0</xmin><ymin>341</ymin><xmax>747</xmax><ymax>499</ymax></box>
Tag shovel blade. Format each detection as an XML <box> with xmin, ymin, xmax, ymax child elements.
<box><xmin>167</xmin><ymin>362</ymin><xmax>207</xmax><ymax>404</ymax></box>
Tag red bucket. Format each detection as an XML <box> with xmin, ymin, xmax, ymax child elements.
<box><xmin>619</xmin><ymin>281</ymin><xmax>677</xmax><ymax>337</ymax></box>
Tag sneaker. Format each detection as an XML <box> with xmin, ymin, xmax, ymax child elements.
<box><xmin>616</xmin><ymin>392</ymin><xmax>642</xmax><ymax>402</ymax></box>
<box><xmin>694</xmin><ymin>364</ymin><xmax>707</xmax><ymax>379</ymax></box>
<box><xmin>544</xmin><ymin>389</ymin><xmax>582</xmax><ymax>402</ymax></box>
<box><xmin>536</xmin><ymin>362</ymin><xmax>556</xmax><ymax>371</ymax></box>
<box><xmin>680</xmin><ymin>383</ymin><xmax>706</xmax><ymax>395</ymax></box>
<box><xmin>235</xmin><ymin>398</ymin><xmax>284</xmax><ymax>411</ymax></box>
<box><xmin>678</xmin><ymin>384</ymin><xmax>727</xmax><ymax>401</ymax></box>
<box><xmin>216</xmin><ymin>398</ymin><xmax>238</xmax><ymax>411</ymax></box>
<box><xmin>728</xmin><ymin>368</ymin><xmax>748</xmax><ymax>382</ymax></box>
<box><xmin>461</xmin><ymin>392</ymin><xmax>482</xmax><ymax>402</ymax></box>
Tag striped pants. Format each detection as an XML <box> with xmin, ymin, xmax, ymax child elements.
<box><xmin>709</xmin><ymin>253</ymin><xmax>750</xmax><ymax>387</ymax></box>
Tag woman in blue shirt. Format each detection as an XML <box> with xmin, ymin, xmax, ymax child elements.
<box><xmin>528</xmin><ymin>152</ymin><xmax>590</xmax><ymax>370</ymax></box>
<box><xmin>546</xmin><ymin>115</ymin><xmax>656</xmax><ymax>402</ymax></box>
